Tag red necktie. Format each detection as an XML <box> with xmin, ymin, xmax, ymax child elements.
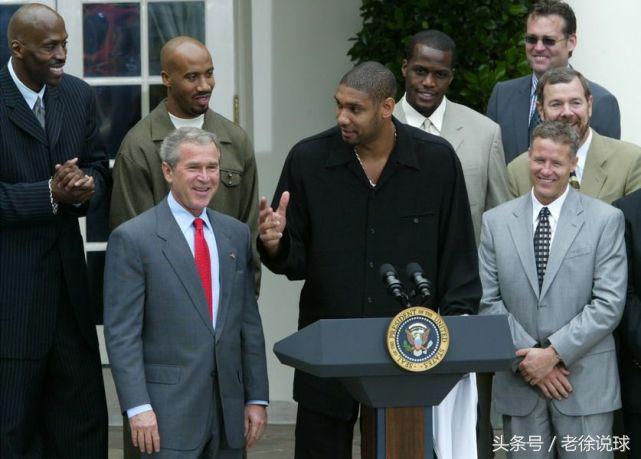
<box><xmin>194</xmin><ymin>218</ymin><xmax>213</xmax><ymax>319</ymax></box>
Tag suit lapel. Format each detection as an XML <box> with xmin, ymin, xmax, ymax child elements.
<box><xmin>540</xmin><ymin>189</ymin><xmax>584</xmax><ymax>300</ymax></box>
<box><xmin>209</xmin><ymin>210</ymin><xmax>237</xmax><ymax>342</ymax></box>
<box><xmin>580</xmin><ymin>131</ymin><xmax>607</xmax><ymax>198</ymax></box>
<box><xmin>441</xmin><ymin>102</ymin><xmax>463</xmax><ymax>151</ymax></box>
<box><xmin>156</xmin><ymin>200</ymin><xmax>215</xmax><ymax>338</ymax></box>
<box><xmin>0</xmin><ymin>66</ymin><xmax>47</xmax><ymax>145</ymax></box>
<box><xmin>44</xmin><ymin>84</ymin><xmax>62</xmax><ymax>149</ymax></box>
<box><xmin>507</xmin><ymin>195</ymin><xmax>540</xmax><ymax>297</ymax></box>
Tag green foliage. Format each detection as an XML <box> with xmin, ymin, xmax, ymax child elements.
<box><xmin>348</xmin><ymin>0</ymin><xmax>532</xmax><ymax>112</ymax></box>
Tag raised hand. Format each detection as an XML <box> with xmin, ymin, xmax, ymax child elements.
<box><xmin>258</xmin><ymin>191</ymin><xmax>290</xmax><ymax>257</ymax></box>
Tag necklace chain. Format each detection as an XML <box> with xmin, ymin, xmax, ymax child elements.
<box><xmin>352</xmin><ymin>125</ymin><xmax>397</xmax><ymax>189</ymax></box>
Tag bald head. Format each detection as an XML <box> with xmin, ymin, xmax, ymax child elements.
<box><xmin>160</xmin><ymin>36</ymin><xmax>214</xmax><ymax>119</ymax></box>
<box><xmin>8</xmin><ymin>3</ymin><xmax>67</xmax><ymax>91</ymax></box>
<box><xmin>7</xmin><ymin>3</ymin><xmax>62</xmax><ymax>43</ymax></box>
<box><xmin>160</xmin><ymin>36</ymin><xmax>210</xmax><ymax>73</ymax></box>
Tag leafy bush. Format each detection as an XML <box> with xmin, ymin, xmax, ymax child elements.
<box><xmin>348</xmin><ymin>0</ymin><xmax>532</xmax><ymax>112</ymax></box>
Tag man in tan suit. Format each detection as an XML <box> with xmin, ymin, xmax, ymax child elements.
<box><xmin>393</xmin><ymin>29</ymin><xmax>509</xmax><ymax>242</ymax></box>
<box><xmin>394</xmin><ymin>29</ymin><xmax>509</xmax><ymax>458</ymax></box>
<box><xmin>508</xmin><ymin>67</ymin><xmax>641</xmax><ymax>203</ymax></box>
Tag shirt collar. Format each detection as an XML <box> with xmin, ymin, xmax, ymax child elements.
<box><xmin>400</xmin><ymin>93</ymin><xmax>447</xmax><ymax>134</ymax></box>
<box><xmin>531</xmin><ymin>184</ymin><xmax>569</xmax><ymax>225</ymax></box>
<box><xmin>575</xmin><ymin>128</ymin><xmax>592</xmax><ymax>180</ymax></box>
<box><xmin>325</xmin><ymin>117</ymin><xmax>418</xmax><ymax>170</ymax></box>
<box><xmin>167</xmin><ymin>191</ymin><xmax>212</xmax><ymax>233</ymax></box>
<box><xmin>8</xmin><ymin>58</ymin><xmax>46</xmax><ymax>110</ymax></box>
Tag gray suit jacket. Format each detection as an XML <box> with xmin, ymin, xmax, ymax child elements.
<box><xmin>487</xmin><ymin>74</ymin><xmax>621</xmax><ymax>163</ymax></box>
<box><xmin>479</xmin><ymin>188</ymin><xmax>626</xmax><ymax>417</ymax></box>
<box><xmin>507</xmin><ymin>130</ymin><xmax>641</xmax><ymax>204</ymax></box>
<box><xmin>394</xmin><ymin>98</ymin><xmax>510</xmax><ymax>241</ymax></box>
<box><xmin>104</xmin><ymin>198</ymin><xmax>268</xmax><ymax>451</ymax></box>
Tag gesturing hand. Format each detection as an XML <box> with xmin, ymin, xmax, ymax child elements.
<box><xmin>258</xmin><ymin>191</ymin><xmax>290</xmax><ymax>257</ymax></box>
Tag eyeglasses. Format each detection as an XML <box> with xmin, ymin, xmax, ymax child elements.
<box><xmin>525</xmin><ymin>34</ymin><xmax>569</xmax><ymax>47</ymax></box>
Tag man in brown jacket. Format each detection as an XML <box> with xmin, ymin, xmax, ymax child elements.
<box><xmin>110</xmin><ymin>36</ymin><xmax>259</xmax><ymax>271</ymax></box>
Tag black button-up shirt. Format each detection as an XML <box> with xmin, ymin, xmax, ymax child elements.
<box><xmin>261</xmin><ymin>118</ymin><xmax>480</xmax><ymax>325</ymax></box>
<box><xmin>259</xmin><ymin>118</ymin><xmax>481</xmax><ymax>416</ymax></box>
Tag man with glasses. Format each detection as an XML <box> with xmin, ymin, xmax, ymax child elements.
<box><xmin>487</xmin><ymin>0</ymin><xmax>620</xmax><ymax>163</ymax></box>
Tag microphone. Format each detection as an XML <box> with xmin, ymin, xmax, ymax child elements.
<box><xmin>406</xmin><ymin>262</ymin><xmax>432</xmax><ymax>301</ymax></box>
<box><xmin>379</xmin><ymin>263</ymin><xmax>404</xmax><ymax>299</ymax></box>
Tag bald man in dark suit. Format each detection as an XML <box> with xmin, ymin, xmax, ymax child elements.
<box><xmin>0</xmin><ymin>4</ymin><xmax>108</xmax><ymax>457</ymax></box>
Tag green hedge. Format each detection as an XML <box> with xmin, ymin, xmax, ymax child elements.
<box><xmin>348</xmin><ymin>0</ymin><xmax>532</xmax><ymax>113</ymax></box>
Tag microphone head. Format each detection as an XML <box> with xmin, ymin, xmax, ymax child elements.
<box><xmin>406</xmin><ymin>262</ymin><xmax>424</xmax><ymax>277</ymax></box>
<box><xmin>379</xmin><ymin>263</ymin><xmax>397</xmax><ymax>280</ymax></box>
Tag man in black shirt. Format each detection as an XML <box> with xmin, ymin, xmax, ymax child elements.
<box><xmin>258</xmin><ymin>61</ymin><xmax>480</xmax><ymax>458</ymax></box>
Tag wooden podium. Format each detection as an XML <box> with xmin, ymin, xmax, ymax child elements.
<box><xmin>274</xmin><ymin>315</ymin><xmax>514</xmax><ymax>459</ymax></box>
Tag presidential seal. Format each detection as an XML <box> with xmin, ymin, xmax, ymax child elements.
<box><xmin>386</xmin><ymin>306</ymin><xmax>449</xmax><ymax>372</ymax></box>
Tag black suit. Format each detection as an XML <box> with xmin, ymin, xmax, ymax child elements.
<box><xmin>0</xmin><ymin>65</ymin><xmax>108</xmax><ymax>457</ymax></box>
<box><xmin>613</xmin><ymin>190</ymin><xmax>641</xmax><ymax>458</ymax></box>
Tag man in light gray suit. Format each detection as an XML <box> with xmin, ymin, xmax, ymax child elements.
<box><xmin>394</xmin><ymin>29</ymin><xmax>509</xmax><ymax>242</ymax></box>
<box><xmin>104</xmin><ymin>127</ymin><xmax>268</xmax><ymax>458</ymax></box>
<box><xmin>486</xmin><ymin>0</ymin><xmax>620</xmax><ymax>163</ymax></box>
<box><xmin>479</xmin><ymin>121</ymin><xmax>626</xmax><ymax>458</ymax></box>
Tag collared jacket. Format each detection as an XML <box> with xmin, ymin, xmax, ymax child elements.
<box><xmin>259</xmin><ymin>118</ymin><xmax>481</xmax><ymax>418</ymax></box>
<box><xmin>110</xmin><ymin>100</ymin><xmax>261</xmax><ymax>288</ymax></box>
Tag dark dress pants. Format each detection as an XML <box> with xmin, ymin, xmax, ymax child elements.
<box><xmin>0</xmin><ymin>289</ymin><xmax>107</xmax><ymax>458</ymax></box>
<box><xmin>294</xmin><ymin>403</ymin><xmax>359</xmax><ymax>459</ymax></box>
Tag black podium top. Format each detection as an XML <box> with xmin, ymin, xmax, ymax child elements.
<box><xmin>274</xmin><ymin>315</ymin><xmax>515</xmax><ymax>407</ymax></box>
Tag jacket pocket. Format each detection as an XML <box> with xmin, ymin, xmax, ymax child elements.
<box><xmin>145</xmin><ymin>364</ymin><xmax>181</xmax><ymax>385</ymax></box>
<box><xmin>220</xmin><ymin>168</ymin><xmax>242</xmax><ymax>187</ymax></box>
<box><xmin>565</xmin><ymin>246</ymin><xmax>591</xmax><ymax>259</ymax></box>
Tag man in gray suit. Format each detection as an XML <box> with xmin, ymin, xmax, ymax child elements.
<box><xmin>479</xmin><ymin>121</ymin><xmax>626</xmax><ymax>458</ymax></box>
<box><xmin>486</xmin><ymin>0</ymin><xmax>620</xmax><ymax>163</ymax></box>
<box><xmin>394</xmin><ymin>29</ymin><xmax>509</xmax><ymax>242</ymax></box>
<box><xmin>104</xmin><ymin>127</ymin><xmax>268</xmax><ymax>457</ymax></box>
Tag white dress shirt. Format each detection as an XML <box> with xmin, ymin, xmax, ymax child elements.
<box><xmin>8</xmin><ymin>57</ymin><xmax>45</xmax><ymax>110</ymax></box>
<box><xmin>400</xmin><ymin>93</ymin><xmax>447</xmax><ymax>136</ymax></box>
<box><xmin>574</xmin><ymin>128</ymin><xmax>593</xmax><ymax>183</ymax></box>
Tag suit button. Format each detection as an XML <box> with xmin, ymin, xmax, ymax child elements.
<box><xmin>368</xmin><ymin>261</ymin><xmax>374</xmax><ymax>268</ymax></box>
<box><xmin>211</xmin><ymin>370</ymin><xmax>217</xmax><ymax>378</ymax></box>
